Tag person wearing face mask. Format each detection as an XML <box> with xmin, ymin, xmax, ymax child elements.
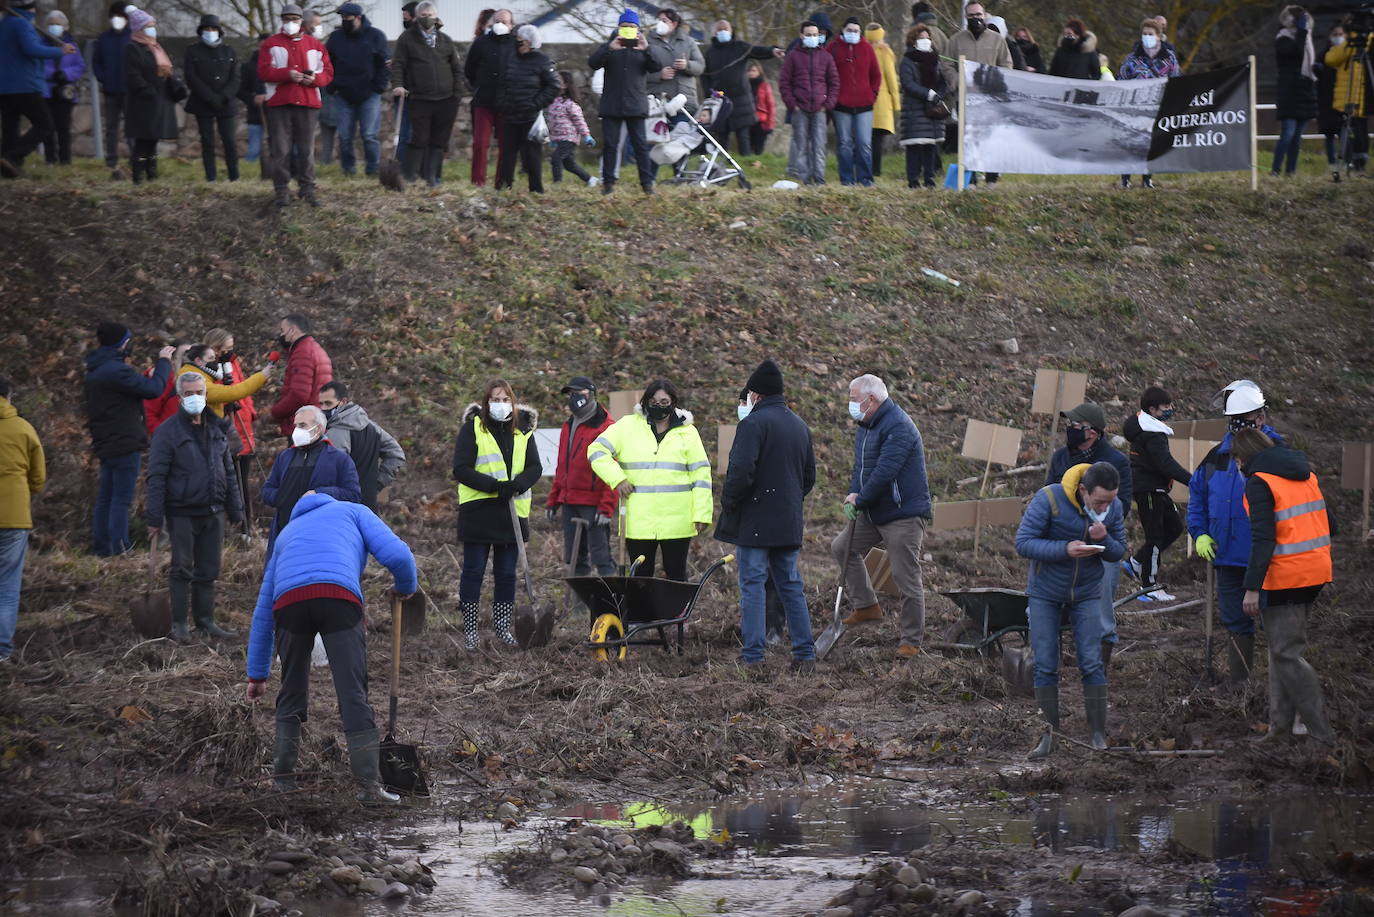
<box><xmin>40</xmin><ymin>11</ymin><xmax>84</xmax><ymax>167</ymax></box>
<box><xmin>717</xmin><ymin>361</ymin><xmax>817</xmax><ymax>673</ymax></box>
<box><xmin>1121</xmin><ymin>387</ymin><xmax>1192</xmax><ymax>603</ymax></box>
<box><xmin>1045</xmin><ymin>402</ymin><xmax>1131</xmax><ymax>665</ymax></box>
<box><xmin>202</xmin><ymin>328</ymin><xmax>260</xmax><ymax>532</ymax></box>
<box><xmin>645</xmin><ymin>9</ymin><xmax>704</xmax><ymax>115</ymax></box>
<box><xmin>0</xmin><ymin>374</ymin><xmax>46</xmax><ymax>662</ymax></box>
<box><xmin>392</xmin><ymin>0</ymin><xmax>463</xmax><ymax>188</ymax></box>
<box><xmin>1117</xmin><ymin>19</ymin><xmax>1178</xmax><ymax>189</ymax></box>
<box><xmin>177</xmin><ymin>343</ymin><xmax>274</xmax><ymax>432</ymax></box>
<box><xmin>864</xmin><ymin>23</ymin><xmax>901</xmax><ymax>178</ymax></box>
<box><xmin>1016</xmin><ymin>461</ymin><xmax>1126</xmax><ymax>758</ymax></box>
<box><xmin>493</xmin><ymin>23</ymin><xmax>558</xmax><ymax>192</ymax></box>
<box><xmin>319</xmin><ymin>381</ymin><xmax>405</xmax><ymax>512</ymax></box>
<box><xmin>183</xmin><ymin>14</ymin><xmax>241</xmax><ymax>183</ymax></box>
<box><xmin>1187</xmin><ymin>381</ymin><xmax>1284</xmax><ymax>684</ymax></box>
<box><xmin>826</xmin><ymin>18</ymin><xmax>881</xmax><ymax>187</ymax></box>
<box><xmin>1271</xmin><ymin>6</ymin><xmax>1318</xmax><ymax>179</ymax></box>
<box><xmin>462</xmin><ymin>7</ymin><xmax>514</xmax><ymax>186</ymax></box>
<box><xmin>1315</xmin><ymin>24</ymin><xmax>1349</xmax><ymax>182</ymax></box>
<box><xmin>588</xmin><ymin>10</ymin><xmax>668</xmax><ymax>195</ymax></box>
<box><xmin>119</xmin><ymin>7</ymin><xmax>186</xmax><ymax>184</ymax></box>
<box><xmin>258</xmin><ymin>3</ymin><xmax>335</xmax><ymax>208</ymax></box>
<box><xmin>546</xmin><ymin>376</ymin><xmax>617</xmax><ymax>583</ymax></box>
<box><xmin>145</xmin><ymin>372</ymin><xmax>245</xmax><ymax>642</ymax></box>
<box><xmin>262</xmin><ymin>405</ymin><xmax>360</xmax><ymax>556</ymax></box>
<box><xmin>832</xmin><ymin>374</ymin><xmax>932</xmax><ymax>658</ymax></box>
<box><xmin>93</xmin><ymin>2</ymin><xmax>133</xmax><ymax>175</ymax></box>
<box><xmin>324</xmin><ymin>2</ymin><xmax>388</xmax><ymax>177</ymax></box>
<box><xmin>0</xmin><ymin>0</ymin><xmax>78</xmax><ymax>178</ymax></box>
<box><xmin>898</xmin><ymin>24</ymin><xmax>948</xmax><ymax>188</ymax></box>
<box><xmin>908</xmin><ymin>3</ymin><xmax>944</xmax><ymax>52</ymax></box>
<box><xmin>1324</xmin><ymin>15</ymin><xmax>1370</xmax><ymax>175</ymax></box>
<box><xmin>269</xmin><ymin>313</ymin><xmax>333</xmax><ymax>437</ymax></box>
<box><xmin>779</xmin><ymin>19</ymin><xmax>839</xmax><ymax>185</ymax></box>
<box><xmin>588</xmin><ymin>379</ymin><xmax>712</xmax><ymax>582</ymax></box>
<box><xmin>1012</xmin><ymin>27</ymin><xmax>1043</xmax><ymax>73</ymax></box>
<box><xmin>702</xmin><ymin>18</ymin><xmax>785</xmax><ymax>156</ymax></box>
<box><xmin>453</xmin><ymin>380</ymin><xmax>542</xmax><ymax>649</ymax></box>
<box><xmin>942</xmin><ymin>1</ymin><xmax>1010</xmax><ymax>185</ymax></box>
<box><xmin>1048</xmin><ymin>18</ymin><xmax>1099</xmax><ymax>81</ymax></box>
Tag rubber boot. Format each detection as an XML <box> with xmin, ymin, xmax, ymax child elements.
<box><xmin>460</xmin><ymin>601</ymin><xmax>480</xmax><ymax>650</ymax></box>
<box><xmin>493</xmin><ymin>601</ymin><xmax>517</xmax><ymax>646</ymax></box>
<box><xmin>1226</xmin><ymin>633</ymin><xmax>1255</xmax><ymax>684</ymax></box>
<box><xmin>130</xmin><ymin>156</ymin><xmax>145</xmax><ymax>185</ymax></box>
<box><xmin>1028</xmin><ymin>685</ymin><xmax>1058</xmax><ymax>759</ymax></box>
<box><xmin>1084</xmin><ymin>684</ymin><xmax>1109</xmax><ymax>750</ymax></box>
<box><xmin>273</xmin><ymin>718</ymin><xmax>302</xmax><ymax>792</ymax></box>
<box><xmin>193</xmin><ymin>581</ymin><xmax>237</xmax><ymax>638</ymax></box>
<box><xmin>1266</xmin><ymin>604</ymin><xmax>1335</xmax><ymax>744</ymax></box>
<box><xmin>345</xmin><ymin>727</ymin><xmax>401</xmax><ymax>806</ymax></box>
<box><xmin>169</xmin><ymin>578</ymin><xmax>191</xmax><ymax>643</ymax></box>
<box><xmin>146</xmin><ymin>156</ymin><xmax>158</xmax><ymax>181</ymax></box>
<box><xmin>274</xmin><ymin>187</ymin><xmax>291</xmax><ymax>209</ymax></box>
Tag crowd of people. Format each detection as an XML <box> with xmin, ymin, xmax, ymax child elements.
<box><xmin>3</xmin><ymin>1</ymin><xmax>1370</xmax><ymax>191</ymax></box>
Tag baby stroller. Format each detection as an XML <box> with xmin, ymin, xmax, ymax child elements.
<box><xmin>656</xmin><ymin>91</ymin><xmax>752</xmax><ymax>190</ymax></box>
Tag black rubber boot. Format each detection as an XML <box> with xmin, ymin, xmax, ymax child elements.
<box><xmin>1084</xmin><ymin>684</ymin><xmax>1108</xmax><ymax>750</ymax></box>
<box><xmin>146</xmin><ymin>156</ymin><xmax>158</xmax><ymax>181</ymax></box>
<box><xmin>192</xmin><ymin>582</ymin><xmax>237</xmax><ymax>638</ymax></box>
<box><xmin>460</xmin><ymin>601</ymin><xmax>479</xmax><ymax>650</ymax></box>
<box><xmin>493</xmin><ymin>602</ymin><xmax>517</xmax><ymax>646</ymax></box>
<box><xmin>130</xmin><ymin>156</ymin><xmax>145</xmax><ymax>185</ymax></box>
<box><xmin>1028</xmin><ymin>685</ymin><xmax>1058</xmax><ymax>759</ymax></box>
<box><xmin>273</xmin><ymin>718</ymin><xmax>302</xmax><ymax>792</ymax></box>
<box><xmin>346</xmin><ymin>728</ymin><xmax>401</xmax><ymax>806</ymax></box>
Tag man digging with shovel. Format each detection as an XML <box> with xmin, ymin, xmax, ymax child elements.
<box><xmin>245</xmin><ymin>492</ymin><xmax>417</xmax><ymax>806</ymax></box>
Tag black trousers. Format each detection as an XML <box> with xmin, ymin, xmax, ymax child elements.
<box><xmin>166</xmin><ymin>513</ymin><xmax>225</xmax><ymax>627</ymax></box>
<box><xmin>871</xmin><ymin>128</ymin><xmax>888</xmax><ymax>177</ymax></box>
<box><xmin>405</xmin><ymin>95</ymin><xmax>459</xmax><ymax>183</ymax></box>
<box><xmin>905</xmin><ymin>144</ymin><xmax>938</xmax><ymax>186</ymax></box>
<box><xmin>561</xmin><ymin>504</ymin><xmax>615</xmax><ymax>576</ymax></box>
<box><xmin>274</xmin><ymin>597</ymin><xmax>373</xmax><ymax>732</ymax></box>
<box><xmin>550</xmin><ymin>139</ymin><xmax>590</xmax><ymax>182</ymax></box>
<box><xmin>195</xmin><ymin>111</ymin><xmax>239</xmax><ymax>181</ymax></box>
<box><xmin>1132</xmin><ymin>490</ymin><xmax>1184</xmax><ymax>588</ymax></box>
<box><xmin>234</xmin><ymin>454</ymin><xmax>254</xmax><ymax>530</ymax></box>
<box><xmin>601</xmin><ymin>116</ymin><xmax>654</xmax><ymax>187</ymax></box>
<box><xmin>45</xmin><ymin>97</ymin><xmax>74</xmax><ymax>164</ymax></box>
<box><xmin>748</xmin><ymin>124</ymin><xmax>772</xmax><ymax>155</ymax></box>
<box><xmin>0</xmin><ymin>92</ymin><xmax>54</xmax><ymax>167</ymax></box>
<box><xmin>627</xmin><ymin>537</ymin><xmax>690</xmax><ymax>582</ymax></box>
<box><xmin>102</xmin><ymin>91</ymin><xmax>126</xmax><ymax>166</ymax></box>
<box><xmin>496</xmin><ymin>118</ymin><xmax>544</xmax><ymax>191</ymax></box>
<box><xmin>710</xmin><ymin>123</ymin><xmax>752</xmax><ymax>155</ymax></box>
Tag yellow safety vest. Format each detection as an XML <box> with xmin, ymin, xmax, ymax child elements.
<box><xmin>587</xmin><ymin>411</ymin><xmax>712</xmax><ymax>540</ymax></box>
<box><xmin>457</xmin><ymin>417</ymin><xmax>532</xmax><ymax>518</ymax></box>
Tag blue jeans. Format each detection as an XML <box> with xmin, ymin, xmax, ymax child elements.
<box><xmin>1028</xmin><ymin>595</ymin><xmax>1105</xmax><ymax>687</ymax></box>
<box><xmin>1214</xmin><ymin>564</ymin><xmax>1257</xmax><ymax>635</ymax></box>
<box><xmin>336</xmin><ymin>93</ymin><xmax>382</xmax><ymax>175</ymax></box>
<box><xmin>833</xmin><ymin>108</ymin><xmax>874</xmax><ymax>186</ymax></box>
<box><xmin>92</xmin><ymin>451</ymin><xmax>140</xmax><ymax>556</ymax></box>
<box><xmin>1272</xmin><ymin>118</ymin><xmax>1306</xmax><ymax>174</ymax></box>
<box><xmin>246</xmin><ymin>123</ymin><xmax>262</xmax><ymax>162</ymax></box>
<box><xmin>737</xmin><ymin>545</ymin><xmax>814</xmax><ymax>663</ymax></box>
<box><xmin>0</xmin><ymin>529</ymin><xmax>29</xmax><ymax>657</ymax></box>
<box><xmin>459</xmin><ymin>541</ymin><xmax>518</xmax><ymax>604</ymax></box>
<box><xmin>1099</xmin><ymin>558</ymin><xmax>1121</xmax><ymax>645</ymax></box>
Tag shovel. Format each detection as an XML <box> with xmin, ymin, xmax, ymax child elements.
<box><xmin>509</xmin><ymin>497</ymin><xmax>556</xmax><ymax>649</ymax></box>
<box><xmin>378</xmin><ymin>95</ymin><xmax>405</xmax><ymax>191</ymax></box>
<box><xmin>815</xmin><ymin>518</ymin><xmax>857</xmax><ymax>660</ymax></box>
<box><xmin>562</xmin><ymin>516</ymin><xmax>588</xmax><ymax>615</ymax></box>
<box><xmin>379</xmin><ymin>591</ymin><xmax>428</xmax><ymax>796</ymax></box>
<box><xmin>129</xmin><ymin>541</ymin><xmax>172</xmax><ymax>639</ymax></box>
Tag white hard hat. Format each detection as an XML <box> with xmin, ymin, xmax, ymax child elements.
<box><xmin>1211</xmin><ymin>378</ymin><xmax>1261</xmax><ymax>413</ymax></box>
<box><xmin>1223</xmin><ymin>384</ymin><xmax>1266</xmax><ymax>416</ymax></box>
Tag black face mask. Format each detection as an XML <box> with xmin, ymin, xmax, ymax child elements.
<box><xmin>323</xmin><ymin>406</ymin><xmax>338</xmax><ymax>422</ymax></box>
<box><xmin>968</xmin><ymin>18</ymin><xmax>985</xmax><ymax>36</ymax></box>
<box><xmin>568</xmin><ymin>392</ymin><xmax>594</xmax><ymax>418</ymax></box>
<box><xmin>1066</xmin><ymin>426</ymin><xmax>1089</xmax><ymax>449</ymax></box>
<box><xmin>646</xmin><ymin>404</ymin><xmax>673</xmax><ymax>423</ymax></box>
<box><xmin>1228</xmin><ymin>417</ymin><xmax>1258</xmax><ymax>433</ymax></box>
<box><xmin>276</xmin><ymin>333</ymin><xmax>290</xmax><ymax>348</ymax></box>
<box><xmin>219</xmin><ymin>349</ymin><xmax>236</xmax><ymax>362</ymax></box>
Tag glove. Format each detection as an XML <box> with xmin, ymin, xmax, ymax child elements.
<box><xmin>927</xmin><ymin>89</ymin><xmax>937</xmax><ymax>101</ymax></box>
<box><xmin>546</xmin><ymin>506</ymin><xmax>558</xmax><ymax>521</ymax></box>
<box><xmin>843</xmin><ymin>502</ymin><xmax>858</xmax><ymax>521</ymax></box>
<box><xmin>1195</xmin><ymin>534</ymin><xmax>1217</xmax><ymax>561</ymax></box>
<box><xmin>495</xmin><ymin>482</ymin><xmax>518</xmax><ymax>500</ymax></box>
<box><xmin>595</xmin><ymin>513</ymin><xmax>612</xmax><ymax>527</ymax></box>
<box><xmin>582</xmin><ymin>135</ymin><xmax>596</xmax><ymax>147</ymax></box>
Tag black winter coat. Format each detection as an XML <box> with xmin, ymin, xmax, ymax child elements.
<box><xmin>123</xmin><ymin>42</ymin><xmax>183</xmax><ymax>139</ymax></box>
<box><xmin>1314</xmin><ymin>52</ymin><xmax>1343</xmax><ymax>133</ymax></box>
<box><xmin>1016</xmin><ymin>39</ymin><xmax>1045</xmax><ymax>72</ymax></box>
<box><xmin>588</xmin><ymin>38</ymin><xmax>662</xmax><ymax>118</ymax></box>
<box><xmin>1045</xmin><ymin>438</ymin><xmax>1132</xmax><ymax>519</ymax></box>
<box><xmin>898</xmin><ymin>49</ymin><xmax>947</xmax><ymax>142</ymax></box>
<box><xmin>1122</xmin><ymin>414</ymin><xmax>1192</xmax><ymax>495</ymax></box>
<box><xmin>453</xmin><ymin>405</ymin><xmax>543</xmax><ymax>544</ymax></box>
<box><xmin>84</xmin><ymin>347</ymin><xmax>171</xmax><ymax>459</ymax></box>
<box><xmin>704</xmin><ymin>38</ymin><xmax>777</xmax><ymax>130</ymax></box>
<box><xmin>183</xmin><ymin>41</ymin><xmax>240</xmax><ymax>116</ymax></box>
<box><xmin>238</xmin><ymin>52</ymin><xmax>265</xmax><ymax>124</ymax></box>
<box><xmin>715</xmin><ymin>396</ymin><xmax>816</xmax><ymax>548</ymax></box>
<box><xmin>324</xmin><ymin>17</ymin><xmax>389</xmax><ymax>104</ymax></box>
<box><xmin>144</xmin><ymin>410</ymin><xmax>243</xmax><ymax>525</ymax></box>
<box><xmin>1049</xmin><ymin>33</ymin><xmax>1100</xmax><ymax>80</ymax></box>
<box><xmin>1274</xmin><ymin>30</ymin><xmax>1318</xmax><ymax>121</ymax></box>
<box><xmin>495</xmin><ymin>48</ymin><xmax>559</xmax><ymax>121</ymax></box>
<box><xmin>463</xmin><ymin>31</ymin><xmax>514</xmax><ymax>108</ymax></box>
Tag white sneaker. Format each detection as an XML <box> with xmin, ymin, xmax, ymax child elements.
<box><xmin>587</xmin><ymin>176</ymin><xmax>601</xmax><ymax>187</ymax></box>
<box><xmin>1145</xmin><ymin>588</ymin><xmax>1177</xmax><ymax>602</ymax></box>
<box><xmin>1122</xmin><ymin>557</ymin><xmax>1142</xmax><ymax>581</ymax></box>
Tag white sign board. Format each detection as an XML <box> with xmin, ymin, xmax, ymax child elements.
<box><xmin>533</xmin><ymin>428</ymin><xmax>561</xmax><ymax>478</ymax></box>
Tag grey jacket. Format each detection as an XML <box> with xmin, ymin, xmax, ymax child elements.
<box><xmin>326</xmin><ymin>402</ymin><xmax>406</xmax><ymax>488</ymax></box>
<box><xmin>645</xmin><ymin>22</ymin><xmax>705</xmax><ymax>111</ymax></box>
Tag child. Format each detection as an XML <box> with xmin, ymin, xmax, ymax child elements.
<box><xmin>1122</xmin><ymin>386</ymin><xmax>1193</xmax><ymax>600</ymax></box>
<box><xmin>746</xmin><ymin>61</ymin><xmax>776</xmax><ymax>155</ymax></box>
<box><xmin>547</xmin><ymin>70</ymin><xmax>596</xmax><ymax>185</ymax></box>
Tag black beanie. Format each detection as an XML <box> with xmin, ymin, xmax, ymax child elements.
<box><xmin>97</xmin><ymin>321</ymin><xmax>130</xmax><ymax>347</ymax></box>
<box><xmin>747</xmin><ymin>359</ymin><xmax>783</xmax><ymax>397</ymax></box>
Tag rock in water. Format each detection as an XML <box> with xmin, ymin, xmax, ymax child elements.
<box><xmin>572</xmin><ymin>866</ymin><xmax>599</xmax><ymax>883</ymax></box>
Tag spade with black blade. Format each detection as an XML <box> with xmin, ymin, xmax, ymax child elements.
<box><xmin>379</xmin><ymin>591</ymin><xmax>428</xmax><ymax>796</ymax></box>
<box><xmin>510</xmin><ymin>497</ymin><xmax>556</xmax><ymax>649</ymax></box>
<box><xmin>815</xmin><ymin>517</ymin><xmax>857</xmax><ymax>659</ymax></box>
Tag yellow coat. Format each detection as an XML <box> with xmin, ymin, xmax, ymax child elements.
<box><xmin>177</xmin><ymin>362</ymin><xmax>269</xmax><ymax>419</ymax></box>
<box><xmin>866</xmin><ymin>29</ymin><xmax>902</xmax><ymax>134</ymax></box>
<box><xmin>0</xmin><ymin>398</ymin><xmax>45</xmax><ymax>529</ymax></box>
<box><xmin>1325</xmin><ymin>40</ymin><xmax>1370</xmax><ymax>118</ymax></box>
<box><xmin>588</xmin><ymin>407</ymin><xmax>712</xmax><ymax>541</ymax></box>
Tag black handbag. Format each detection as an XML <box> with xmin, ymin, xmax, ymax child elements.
<box><xmin>169</xmin><ymin>77</ymin><xmax>189</xmax><ymax>103</ymax></box>
<box><xmin>925</xmin><ymin>97</ymin><xmax>950</xmax><ymax>120</ymax></box>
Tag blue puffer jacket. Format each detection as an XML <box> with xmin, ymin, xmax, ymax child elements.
<box><xmin>247</xmin><ymin>493</ymin><xmax>417</xmax><ymax>681</ymax></box>
<box><xmin>848</xmin><ymin>397</ymin><xmax>932</xmax><ymax>525</ymax></box>
<box><xmin>0</xmin><ymin>8</ymin><xmax>65</xmax><ymax>95</ymax></box>
<box><xmin>1186</xmin><ymin>426</ymin><xmax>1284</xmax><ymax>568</ymax></box>
<box><xmin>1016</xmin><ymin>463</ymin><xmax>1127</xmax><ymax>604</ymax></box>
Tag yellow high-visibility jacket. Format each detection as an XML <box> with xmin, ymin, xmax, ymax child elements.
<box><xmin>1326</xmin><ymin>39</ymin><xmax>1371</xmax><ymax>118</ymax></box>
<box><xmin>588</xmin><ymin>406</ymin><xmax>712</xmax><ymax>540</ymax></box>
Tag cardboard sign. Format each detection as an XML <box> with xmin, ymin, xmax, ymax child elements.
<box><xmin>864</xmin><ymin>548</ymin><xmax>896</xmax><ymax>595</ymax></box>
<box><xmin>1172</xmin><ymin>418</ymin><xmax>1228</xmax><ymax>440</ymax></box>
<box><xmin>608</xmin><ymin>390</ymin><xmax>639</xmax><ymax>420</ymax></box>
<box><xmin>931</xmin><ymin>498</ymin><xmax>1025</xmax><ymax>531</ymax></box>
<box><xmin>1341</xmin><ymin>442</ymin><xmax>1373</xmax><ymax>490</ymax></box>
<box><xmin>1168</xmin><ymin>438</ymin><xmax>1219</xmax><ymax>503</ymax></box>
<box><xmin>961</xmin><ymin>419</ymin><xmax>1022</xmax><ymax>468</ymax></box>
<box><xmin>532</xmin><ymin>427</ymin><xmax>561</xmax><ymax>478</ymax></box>
<box><xmin>1031</xmin><ymin>368</ymin><xmax>1088</xmax><ymax>415</ymax></box>
<box><xmin>716</xmin><ymin>424</ymin><xmax>736</xmax><ymax>475</ymax></box>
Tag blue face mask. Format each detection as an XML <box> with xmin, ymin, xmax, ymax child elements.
<box><xmin>715</xmin><ymin>29</ymin><xmax>731</xmax><ymax>42</ymax></box>
<box><xmin>47</xmin><ymin>23</ymin><xmax>64</xmax><ymax>37</ymax></box>
<box><xmin>802</xmin><ymin>34</ymin><xmax>820</xmax><ymax>48</ymax></box>
<box><xmin>842</xmin><ymin>30</ymin><xmax>860</xmax><ymax>44</ymax></box>
<box><xmin>1159</xmin><ymin>407</ymin><xmax>1175</xmax><ymax>421</ymax></box>
<box><xmin>201</xmin><ymin>30</ymin><xmax>220</xmax><ymax>45</ymax></box>
<box><xmin>1081</xmin><ymin>492</ymin><xmax>1108</xmax><ymax>523</ymax></box>
<box><xmin>848</xmin><ymin>400</ymin><xmax>865</xmax><ymax>422</ymax></box>
<box><xmin>737</xmin><ymin>403</ymin><xmax>752</xmax><ymax>421</ymax></box>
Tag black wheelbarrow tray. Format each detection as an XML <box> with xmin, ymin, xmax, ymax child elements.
<box><xmin>571</xmin><ymin>554</ymin><xmax>733</xmax><ymax>661</ymax></box>
<box><xmin>939</xmin><ymin>584</ymin><xmax>1170</xmax><ymax>654</ymax></box>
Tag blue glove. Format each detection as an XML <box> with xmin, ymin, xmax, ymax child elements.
<box><xmin>582</xmin><ymin>134</ymin><xmax>596</xmax><ymax>147</ymax></box>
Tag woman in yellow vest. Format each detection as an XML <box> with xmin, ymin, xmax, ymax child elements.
<box><xmin>588</xmin><ymin>379</ymin><xmax>711</xmax><ymax>581</ymax></box>
<box><xmin>453</xmin><ymin>379</ymin><xmax>542</xmax><ymax>648</ymax></box>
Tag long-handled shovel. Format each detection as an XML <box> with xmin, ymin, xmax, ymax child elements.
<box><xmin>379</xmin><ymin>592</ymin><xmax>428</xmax><ymax>796</ymax></box>
<box><xmin>815</xmin><ymin>518</ymin><xmax>857</xmax><ymax>659</ymax></box>
<box><xmin>129</xmin><ymin>541</ymin><xmax>171</xmax><ymax>639</ymax></box>
<box><xmin>378</xmin><ymin>95</ymin><xmax>405</xmax><ymax>191</ymax></box>
<box><xmin>510</xmin><ymin>498</ymin><xmax>556</xmax><ymax>649</ymax></box>
<box><xmin>562</xmin><ymin>516</ymin><xmax>588</xmax><ymax>615</ymax></box>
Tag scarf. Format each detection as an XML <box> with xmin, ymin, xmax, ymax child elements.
<box><xmin>419</xmin><ymin>23</ymin><xmax>438</xmax><ymax>47</ymax></box>
<box><xmin>1277</xmin><ymin>21</ymin><xmax>1316</xmax><ymax>81</ymax></box>
<box><xmin>908</xmin><ymin>48</ymin><xmax>939</xmax><ymax>89</ymax></box>
<box><xmin>132</xmin><ymin>29</ymin><xmax>173</xmax><ymax>79</ymax></box>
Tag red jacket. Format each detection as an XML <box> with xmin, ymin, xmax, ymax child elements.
<box><xmin>270</xmin><ymin>335</ymin><xmax>332</xmax><ymax>436</ymax></box>
<box><xmin>546</xmin><ymin>406</ymin><xmax>617</xmax><ymax>517</ymax></box>
<box><xmin>827</xmin><ymin>38</ymin><xmax>881</xmax><ymax>109</ymax></box>
<box><xmin>753</xmin><ymin>77</ymin><xmax>777</xmax><ymax>130</ymax></box>
<box><xmin>257</xmin><ymin>32</ymin><xmax>332</xmax><ymax>108</ymax></box>
<box><xmin>144</xmin><ymin>369</ymin><xmax>180</xmax><ymax>438</ymax></box>
<box><xmin>221</xmin><ymin>355</ymin><xmax>258</xmax><ymax>454</ymax></box>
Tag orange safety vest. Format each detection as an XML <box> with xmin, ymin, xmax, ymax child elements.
<box><xmin>1244</xmin><ymin>471</ymin><xmax>1333</xmax><ymax>590</ymax></box>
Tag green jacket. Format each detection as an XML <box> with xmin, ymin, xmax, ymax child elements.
<box><xmin>390</xmin><ymin>27</ymin><xmax>461</xmax><ymax>101</ymax></box>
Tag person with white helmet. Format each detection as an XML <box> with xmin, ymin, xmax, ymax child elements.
<box><xmin>1186</xmin><ymin>379</ymin><xmax>1284</xmax><ymax>684</ymax></box>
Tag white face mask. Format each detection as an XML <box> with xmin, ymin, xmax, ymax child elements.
<box><xmin>291</xmin><ymin>426</ymin><xmax>316</xmax><ymax>447</ymax></box>
<box><xmin>111</xmin><ymin>15</ymin><xmax>127</xmax><ymax>29</ymax></box>
<box><xmin>1331</xmin><ymin>35</ymin><xmax>1346</xmax><ymax>46</ymax></box>
<box><xmin>737</xmin><ymin>402</ymin><xmax>752</xmax><ymax>421</ymax></box>
<box><xmin>181</xmin><ymin>394</ymin><xmax>207</xmax><ymax>416</ymax></box>
<box><xmin>202</xmin><ymin>30</ymin><xmax>220</xmax><ymax>44</ymax></box>
<box><xmin>1141</xmin><ymin>34</ymin><xmax>1158</xmax><ymax>49</ymax></box>
<box><xmin>143</xmin><ymin>25</ymin><xmax>157</xmax><ymax>38</ymax></box>
<box><xmin>282</xmin><ymin>20</ymin><xmax>301</xmax><ymax>35</ymax></box>
<box><xmin>655</xmin><ymin>20</ymin><xmax>671</xmax><ymax>36</ymax></box>
<box><xmin>312</xmin><ymin>24</ymin><xmax>324</xmax><ymax>38</ymax></box>
<box><xmin>490</xmin><ymin>21</ymin><xmax>509</xmax><ymax>36</ymax></box>
<box><xmin>488</xmin><ymin>401</ymin><xmax>513</xmax><ymax>422</ymax></box>
<box><xmin>1082</xmin><ymin>494</ymin><xmax>1109</xmax><ymax>523</ymax></box>
<box><xmin>802</xmin><ymin>34</ymin><xmax>821</xmax><ymax>48</ymax></box>
<box><xmin>842</xmin><ymin>30</ymin><xmax>861</xmax><ymax>44</ymax></box>
<box><xmin>848</xmin><ymin>400</ymin><xmax>865</xmax><ymax>421</ymax></box>
<box><xmin>47</xmin><ymin>24</ymin><xmax>64</xmax><ymax>37</ymax></box>
<box><xmin>915</xmin><ymin>38</ymin><xmax>932</xmax><ymax>52</ymax></box>
<box><xmin>715</xmin><ymin>30</ymin><xmax>731</xmax><ymax>43</ymax></box>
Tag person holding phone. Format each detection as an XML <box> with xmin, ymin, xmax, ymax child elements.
<box><xmin>1015</xmin><ymin>461</ymin><xmax>1126</xmax><ymax>759</ymax></box>
<box><xmin>587</xmin><ymin>9</ymin><xmax>666</xmax><ymax>195</ymax></box>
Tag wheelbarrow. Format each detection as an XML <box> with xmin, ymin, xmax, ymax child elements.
<box><xmin>571</xmin><ymin>554</ymin><xmax>734</xmax><ymax>662</ymax></box>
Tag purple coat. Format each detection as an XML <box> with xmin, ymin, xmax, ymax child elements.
<box><xmin>779</xmin><ymin>45</ymin><xmax>839</xmax><ymax>113</ymax></box>
<box><xmin>43</xmin><ymin>31</ymin><xmax>85</xmax><ymax>101</ymax></box>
